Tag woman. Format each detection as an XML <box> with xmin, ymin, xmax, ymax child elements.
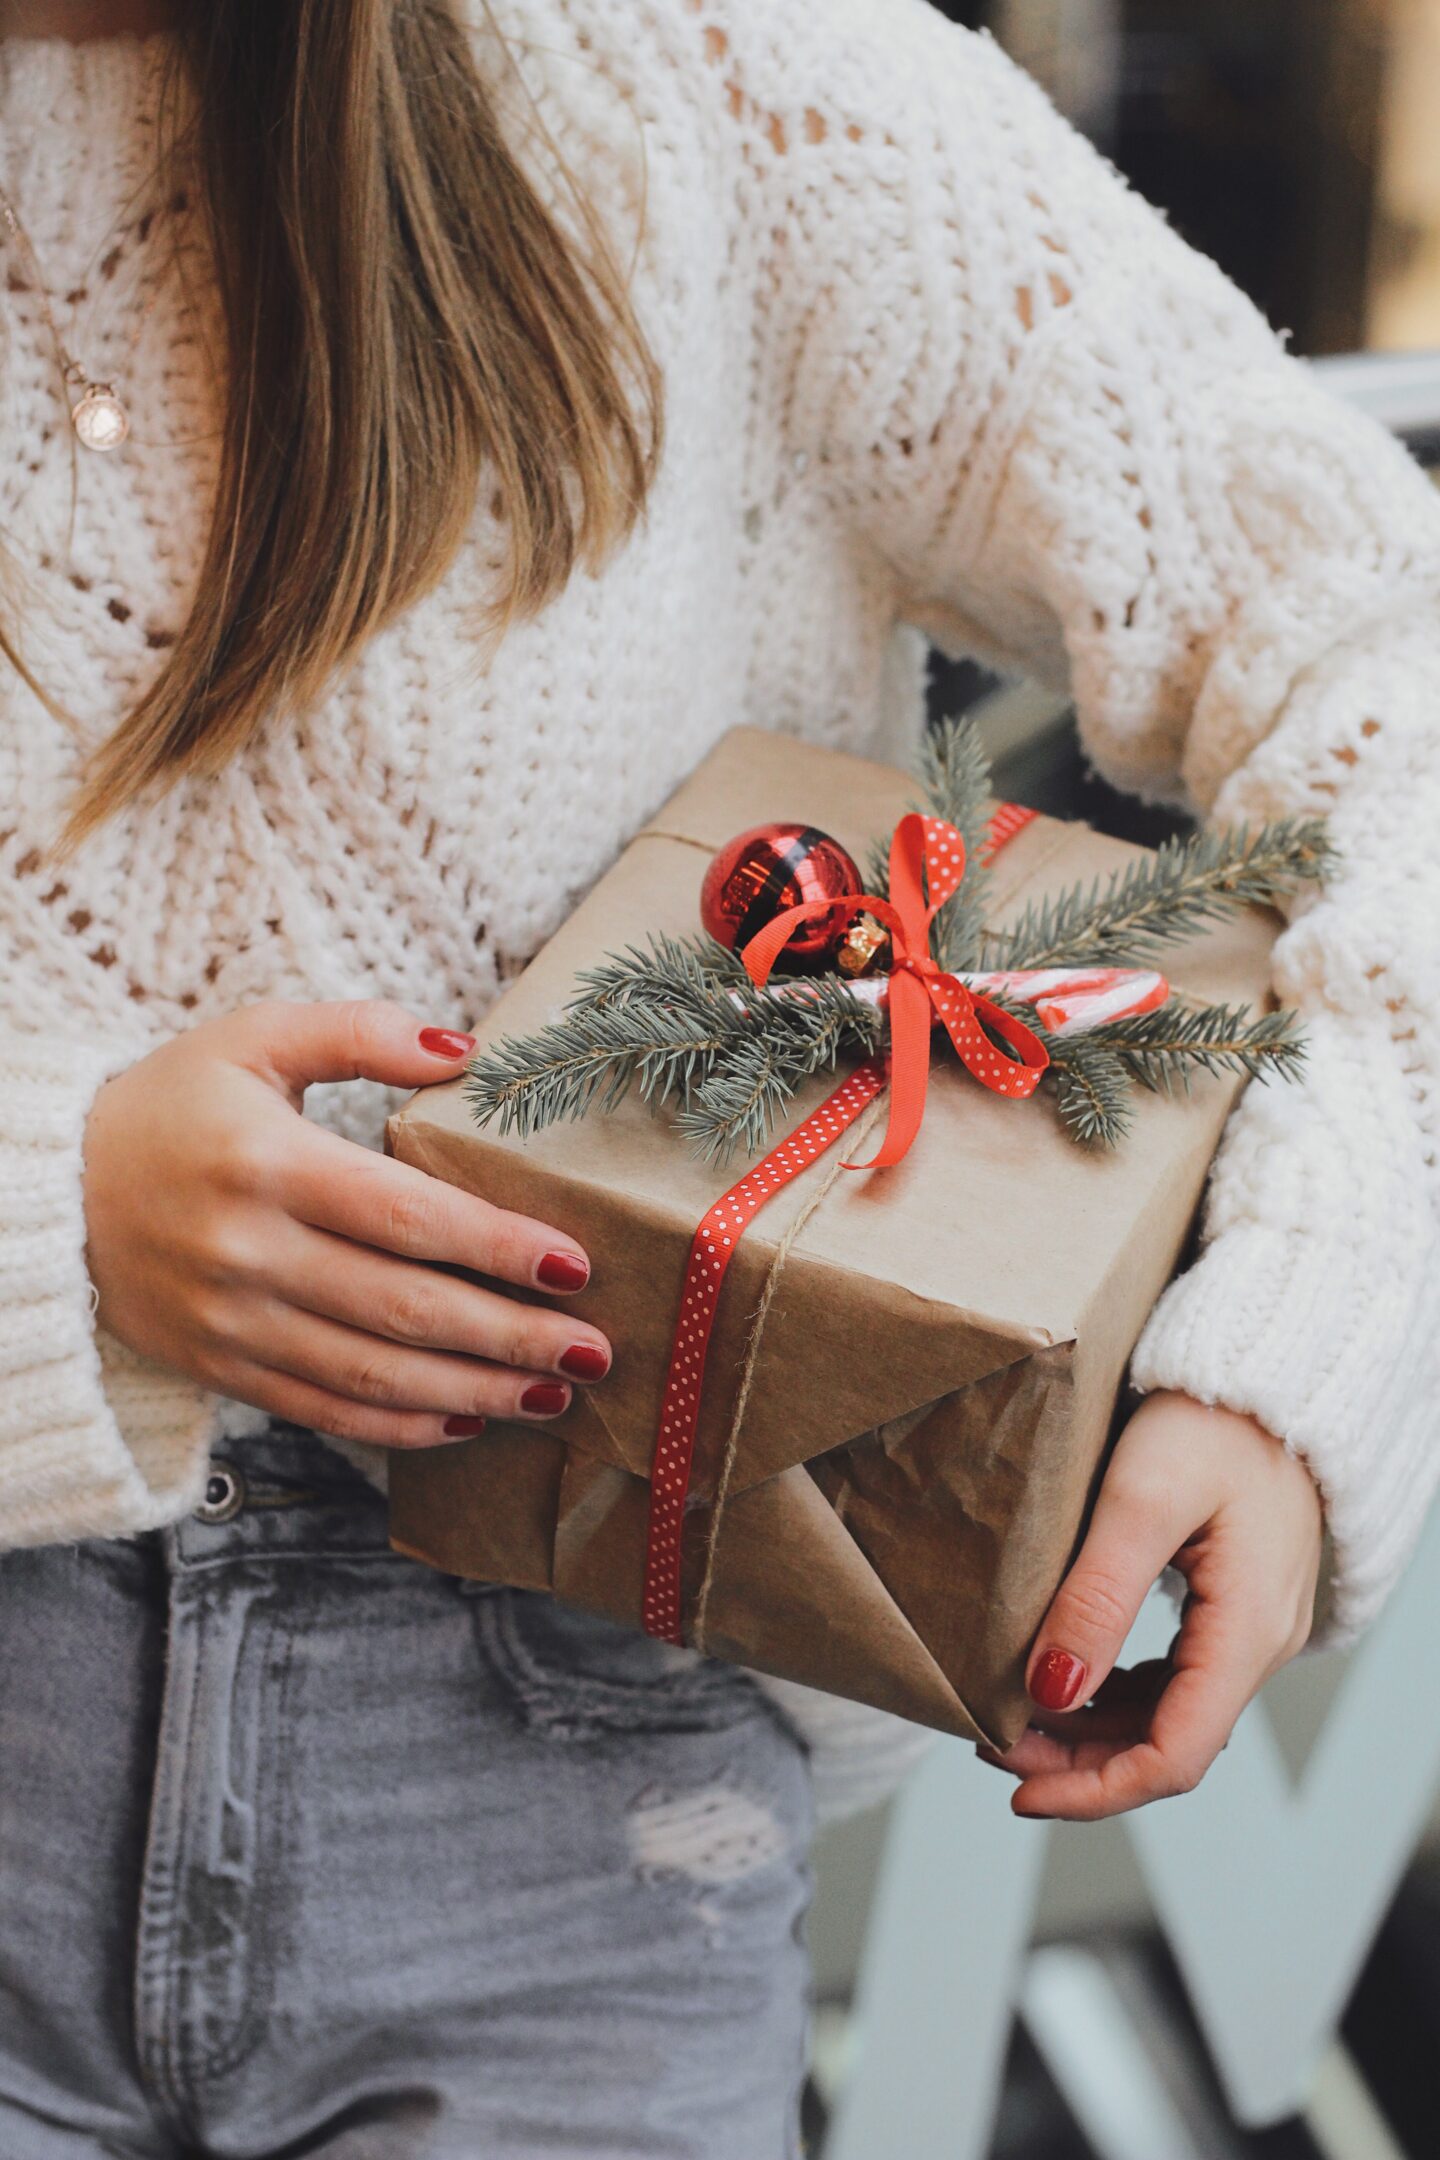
<box><xmin>0</xmin><ymin>0</ymin><xmax>1434</xmax><ymax>2151</ymax></box>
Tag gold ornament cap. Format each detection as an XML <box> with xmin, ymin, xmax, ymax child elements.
<box><xmin>836</xmin><ymin>913</ymin><xmax>892</xmax><ymax>978</ymax></box>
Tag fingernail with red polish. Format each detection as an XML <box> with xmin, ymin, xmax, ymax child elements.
<box><xmin>1030</xmin><ymin>1648</ymin><xmax>1087</xmax><ymax>1711</ymax></box>
<box><xmin>558</xmin><ymin>1342</ymin><xmax>609</xmax><ymax>1382</ymax></box>
<box><xmin>538</xmin><ymin>1251</ymin><xmax>589</xmax><ymax>1293</ymax></box>
<box><xmin>520</xmin><ymin>1381</ymin><xmax>569</xmax><ymax>1417</ymax></box>
<box><xmin>419</xmin><ymin>1027</ymin><xmax>476</xmax><ymax>1060</ymax></box>
<box><xmin>442</xmin><ymin>1415</ymin><xmax>487</xmax><ymax>1438</ymax></box>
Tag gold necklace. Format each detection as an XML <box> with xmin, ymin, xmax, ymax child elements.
<box><xmin>0</xmin><ymin>181</ymin><xmax>167</xmax><ymax>451</ymax></box>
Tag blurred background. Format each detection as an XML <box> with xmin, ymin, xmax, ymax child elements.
<box><xmin>809</xmin><ymin>6</ymin><xmax>1440</xmax><ymax>2158</ymax></box>
<box><xmin>951</xmin><ymin>0</ymin><xmax>1440</xmax><ymax>358</ymax></box>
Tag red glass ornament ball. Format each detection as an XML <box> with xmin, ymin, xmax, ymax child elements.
<box><xmin>699</xmin><ymin>821</ymin><xmax>862</xmax><ymax>972</ymax></box>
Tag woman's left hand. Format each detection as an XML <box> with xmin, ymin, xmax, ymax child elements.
<box><xmin>978</xmin><ymin>1389</ymin><xmax>1324</xmax><ymax>1820</ymax></box>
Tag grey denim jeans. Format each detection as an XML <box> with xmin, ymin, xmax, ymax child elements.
<box><xmin>0</xmin><ymin>1425</ymin><xmax>814</xmax><ymax>2159</ymax></box>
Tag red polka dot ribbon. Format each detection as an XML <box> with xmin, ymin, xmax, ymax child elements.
<box><xmin>641</xmin><ymin>802</ymin><xmax>1042</xmax><ymax>1646</ymax></box>
<box><xmin>641</xmin><ymin>1058</ymin><xmax>889</xmax><ymax>1644</ymax></box>
<box><xmin>981</xmin><ymin>800</ymin><xmax>1038</xmax><ymax>861</ymax></box>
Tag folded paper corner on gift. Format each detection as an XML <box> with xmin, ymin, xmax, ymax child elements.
<box><xmin>697</xmin><ymin>1459</ymin><xmax>1012</xmax><ymax>1749</ymax></box>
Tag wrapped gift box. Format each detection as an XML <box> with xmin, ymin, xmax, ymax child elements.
<box><xmin>386</xmin><ymin>727</ymin><xmax>1278</xmax><ymax>1749</ymax></box>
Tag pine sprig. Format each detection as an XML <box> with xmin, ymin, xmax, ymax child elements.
<box><xmin>916</xmin><ymin>716</ymin><xmax>995</xmax><ymax>971</ymax></box>
<box><xmin>1044</xmin><ymin>1037</ymin><xmax>1136</xmax><ymax>1148</ymax></box>
<box><xmin>1035</xmin><ymin>1001</ymin><xmax>1306</xmax><ymax>1147</ymax></box>
<box><xmin>675</xmin><ymin>1039</ymin><xmax>801</xmax><ymax>1165</ymax></box>
<box><xmin>1089</xmin><ymin>1002</ymin><xmax>1308</xmax><ymax>1095</ymax></box>
<box><xmin>571</xmin><ymin>933</ymin><xmax>746</xmax><ymax>1012</ymax></box>
<box><xmin>680</xmin><ymin>980</ymin><xmax>884</xmax><ymax>1162</ymax></box>
<box><xmin>465</xmin><ymin>997</ymin><xmax>747</xmax><ymax>1138</ymax></box>
<box><xmin>993</xmin><ymin>818</ymin><xmax>1334</xmax><ymax>971</ymax></box>
<box><xmin>466</xmin><ymin>946</ymin><xmax>882</xmax><ymax>1153</ymax></box>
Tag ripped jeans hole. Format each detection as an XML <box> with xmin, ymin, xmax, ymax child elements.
<box><xmin>627</xmin><ymin>1778</ymin><xmax>790</xmax><ymax>1887</ymax></box>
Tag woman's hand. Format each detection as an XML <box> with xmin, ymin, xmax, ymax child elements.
<box><xmin>978</xmin><ymin>1390</ymin><xmax>1324</xmax><ymax>1820</ymax></box>
<box><xmin>82</xmin><ymin>1000</ymin><xmax>611</xmax><ymax>1448</ymax></box>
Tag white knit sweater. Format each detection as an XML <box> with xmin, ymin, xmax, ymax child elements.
<box><xmin>3</xmin><ymin>2</ymin><xmax>1439</xmax><ymax>1803</ymax></box>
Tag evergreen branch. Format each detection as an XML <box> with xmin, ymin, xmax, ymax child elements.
<box><xmin>679</xmin><ymin>982</ymin><xmax>884</xmax><ymax>1162</ymax></box>
<box><xmin>1087</xmin><ymin>1002</ymin><xmax>1308</xmax><ymax>1094</ymax></box>
<box><xmin>1044</xmin><ymin>1038</ymin><xmax>1135</xmax><ymax>1148</ymax></box>
<box><xmin>467</xmin><ymin>941</ymin><xmax>884</xmax><ymax>1152</ymax></box>
<box><xmin>991</xmin><ymin>818</ymin><xmax>1334</xmax><ymax>971</ymax></box>
<box><xmin>913</xmin><ymin>715</ymin><xmax>996</xmax><ymax>972</ymax></box>
<box><xmin>465</xmin><ymin>996</ymin><xmax>749</xmax><ymax>1139</ymax></box>
<box><xmin>1025</xmin><ymin>998</ymin><xmax>1303</xmax><ymax>1148</ymax></box>
<box><xmin>570</xmin><ymin>933</ymin><xmax>747</xmax><ymax>1013</ymax></box>
<box><xmin>675</xmin><ymin>1038</ymin><xmax>808</xmax><ymax>1163</ymax></box>
<box><xmin>980</xmin><ymin>998</ymin><xmax>1136</xmax><ymax>1149</ymax></box>
<box><xmin>725</xmin><ymin>968</ymin><xmax>883</xmax><ymax>1042</ymax></box>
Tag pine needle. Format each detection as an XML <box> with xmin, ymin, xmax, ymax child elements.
<box><xmin>915</xmin><ymin>716</ymin><xmax>996</xmax><ymax>971</ymax></box>
<box><xmin>1090</xmin><ymin>1002</ymin><xmax>1308</xmax><ymax>1094</ymax></box>
<box><xmin>1045</xmin><ymin>1039</ymin><xmax>1136</xmax><ymax>1148</ymax></box>
<box><xmin>993</xmin><ymin>818</ymin><xmax>1334</xmax><ymax>971</ymax></box>
<box><xmin>676</xmin><ymin>1038</ymin><xmax>809</xmax><ymax>1163</ymax></box>
<box><xmin>466</xmin><ymin>945</ymin><xmax>881</xmax><ymax>1152</ymax></box>
<box><xmin>465</xmin><ymin>997</ymin><xmax>745</xmax><ymax>1138</ymax></box>
<box><xmin>571</xmin><ymin>933</ymin><xmax>746</xmax><ymax>1013</ymax></box>
<box><xmin>1039</xmin><ymin>1000</ymin><xmax>1306</xmax><ymax>1146</ymax></box>
<box><xmin>680</xmin><ymin>980</ymin><xmax>884</xmax><ymax>1162</ymax></box>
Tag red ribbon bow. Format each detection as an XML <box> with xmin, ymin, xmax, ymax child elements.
<box><xmin>739</xmin><ymin>812</ymin><xmax>1050</xmax><ymax>1169</ymax></box>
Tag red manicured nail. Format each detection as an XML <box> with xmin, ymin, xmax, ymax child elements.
<box><xmin>558</xmin><ymin>1342</ymin><xmax>609</xmax><ymax>1382</ymax></box>
<box><xmin>418</xmin><ymin>1027</ymin><xmax>476</xmax><ymax>1060</ymax></box>
<box><xmin>520</xmin><ymin>1381</ymin><xmax>569</xmax><ymax>1417</ymax></box>
<box><xmin>537</xmin><ymin>1251</ymin><xmax>589</xmax><ymax>1292</ymax></box>
<box><xmin>442</xmin><ymin>1415</ymin><xmax>487</xmax><ymax>1438</ymax></box>
<box><xmin>1030</xmin><ymin>1648</ymin><xmax>1087</xmax><ymax>1711</ymax></box>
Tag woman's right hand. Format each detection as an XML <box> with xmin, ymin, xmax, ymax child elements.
<box><xmin>81</xmin><ymin>1000</ymin><xmax>611</xmax><ymax>1448</ymax></box>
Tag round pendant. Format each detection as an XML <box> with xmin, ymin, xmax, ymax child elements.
<box><xmin>70</xmin><ymin>385</ymin><xmax>130</xmax><ymax>453</ymax></box>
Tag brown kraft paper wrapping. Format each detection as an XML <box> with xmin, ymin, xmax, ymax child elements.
<box><xmin>385</xmin><ymin>727</ymin><xmax>1279</xmax><ymax>1751</ymax></box>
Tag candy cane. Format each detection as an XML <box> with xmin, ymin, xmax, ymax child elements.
<box><xmin>735</xmin><ymin>964</ymin><xmax>1169</xmax><ymax>1040</ymax></box>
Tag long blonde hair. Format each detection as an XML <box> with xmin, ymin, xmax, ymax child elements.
<box><xmin>12</xmin><ymin>0</ymin><xmax>661</xmax><ymax>847</ymax></box>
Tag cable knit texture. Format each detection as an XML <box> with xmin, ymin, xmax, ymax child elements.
<box><xmin>2</xmin><ymin>1</ymin><xmax>1438</xmax><ymax>1811</ymax></box>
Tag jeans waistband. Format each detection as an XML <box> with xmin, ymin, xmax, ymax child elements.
<box><xmin>168</xmin><ymin>1422</ymin><xmax>396</xmax><ymax>1570</ymax></box>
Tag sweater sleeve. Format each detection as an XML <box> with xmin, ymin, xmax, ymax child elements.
<box><xmin>0</xmin><ymin>1017</ymin><xmax>214</xmax><ymax>1548</ymax></box>
<box><xmin>712</xmin><ymin>0</ymin><xmax>1440</xmax><ymax>1642</ymax></box>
